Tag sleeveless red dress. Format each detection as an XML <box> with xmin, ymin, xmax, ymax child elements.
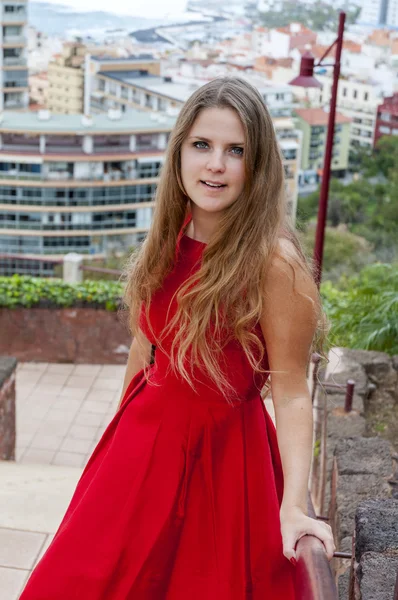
<box><xmin>20</xmin><ymin>221</ymin><xmax>296</xmax><ymax>599</ymax></box>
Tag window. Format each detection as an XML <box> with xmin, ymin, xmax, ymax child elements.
<box><xmin>364</xmin><ymin>92</ymin><xmax>369</xmax><ymax>101</ymax></box>
<box><xmin>353</xmin><ymin>90</ymin><xmax>357</xmax><ymax>99</ymax></box>
<box><xmin>342</xmin><ymin>87</ymin><xmax>347</xmax><ymax>97</ymax></box>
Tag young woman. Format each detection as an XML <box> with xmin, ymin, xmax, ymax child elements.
<box><xmin>21</xmin><ymin>76</ymin><xmax>335</xmax><ymax>599</ymax></box>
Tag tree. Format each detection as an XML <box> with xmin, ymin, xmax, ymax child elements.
<box><xmin>258</xmin><ymin>1</ymin><xmax>341</xmax><ymax>31</ymax></box>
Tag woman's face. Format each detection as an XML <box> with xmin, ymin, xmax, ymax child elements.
<box><xmin>180</xmin><ymin>107</ymin><xmax>246</xmax><ymax>216</ymax></box>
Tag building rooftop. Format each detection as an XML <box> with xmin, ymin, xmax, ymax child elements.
<box><xmin>295</xmin><ymin>108</ymin><xmax>351</xmax><ymax>126</ymax></box>
<box><xmin>100</xmin><ymin>71</ymin><xmax>196</xmax><ymax>102</ymax></box>
<box><xmin>91</xmin><ymin>54</ymin><xmax>157</xmax><ymax>63</ymax></box>
<box><xmin>0</xmin><ymin>110</ymin><xmax>176</xmax><ymax>135</ymax></box>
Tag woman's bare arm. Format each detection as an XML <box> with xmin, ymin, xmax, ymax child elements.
<box><xmin>117</xmin><ymin>333</ymin><xmax>152</xmax><ymax>411</ymax></box>
<box><xmin>260</xmin><ymin>240</ymin><xmax>319</xmax><ymax>515</ymax></box>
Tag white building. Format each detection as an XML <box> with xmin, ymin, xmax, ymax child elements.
<box><xmin>308</xmin><ymin>74</ymin><xmax>386</xmax><ymax>149</ymax></box>
<box><xmin>0</xmin><ymin>0</ymin><xmax>29</xmax><ymax>110</ymax></box>
<box><xmin>359</xmin><ymin>0</ymin><xmax>390</xmax><ymax>25</ymax></box>
<box><xmin>387</xmin><ymin>0</ymin><xmax>398</xmax><ymax>27</ymax></box>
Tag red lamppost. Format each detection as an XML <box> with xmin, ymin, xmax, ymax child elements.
<box><xmin>289</xmin><ymin>11</ymin><xmax>346</xmax><ymax>287</ymax></box>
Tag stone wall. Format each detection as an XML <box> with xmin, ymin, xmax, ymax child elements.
<box><xmin>312</xmin><ymin>347</ymin><xmax>398</xmax><ymax>599</ymax></box>
<box><xmin>0</xmin><ymin>356</ymin><xmax>17</xmax><ymax>460</ymax></box>
<box><xmin>353</xmin><ymin>499</ymin><xmax>398</xmax><ymax>600</ymax></box>
<box><xmin>0</xmin><ymin>308</ymin><xmax>131</xmax><ymax>364</ymax></box>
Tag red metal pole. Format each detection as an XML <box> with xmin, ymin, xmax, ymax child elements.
<box><xmin>313</xmin><ymin>12</ymin><xmax>346</xmax><ymax>288</ymax></box>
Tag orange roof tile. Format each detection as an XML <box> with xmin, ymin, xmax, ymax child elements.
<box><xmin>344</xmin><ymin>40</ymin><xmax>361</xmax><ymax>53</ymax></box>
<box><xmin>277</xmin><ymin>24</ymin><xmax>314</xmax><ymax>36</ymax></box>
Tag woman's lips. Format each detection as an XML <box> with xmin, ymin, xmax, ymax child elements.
<box><xmin>200</xmin><ymin>180</ymin><xmax>227</xmax><ymax>191</ymax></box>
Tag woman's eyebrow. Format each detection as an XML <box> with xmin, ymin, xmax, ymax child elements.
<box><xmin>188</xmin><ymin>135</ymin><xmax>245</xmax><ymax>145</ymax></box>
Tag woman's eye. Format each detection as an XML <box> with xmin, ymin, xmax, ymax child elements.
<box><xmin>192</xmin><ymin>142</ymin><xmax>243</xmax><ymax>156</ymax></box>
<box><xmin>231</xmin><ymin>147</ymin><xmax>244</xmax><ymax>156</ymax></box>
<box><xmin>193</xmin><ymin>141</ymin><xmax>208</xmax><ymax>149</ymax></box>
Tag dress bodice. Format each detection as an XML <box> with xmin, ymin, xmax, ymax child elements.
<box><xmin>139</xmin><ymin>228</ymin><xmax>269</xmax><ymax>404</ymax></box>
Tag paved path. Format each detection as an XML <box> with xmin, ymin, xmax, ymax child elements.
<box><xmin>0</xmin><ymin>361</ymin><xmax>277</xmax><ymax>599</ymax></box>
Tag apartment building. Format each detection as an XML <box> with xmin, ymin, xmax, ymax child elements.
<box><xmin>308</xmin><ymin>75</ymin><xmax>383</xmax><ymax>150</ymax></box>
<box><xmin>374</xmin><ymin>92</ymin><xmax>398</xmax><ymax>144</ymax></box>
<box><xmin>0</xmin><ymin>0</ymin><xmax>29</xmax><ymax>111</ymax></box>
<box><xmin>359</xmin><ymin>0</ymin><xmax>398</xmax><ymax>25</ymax></box>
<box><xmin>387</xmin><ymin>0</ymin><xmax>398</xmax><ymax>26</ymax></box>
<box><xmin>252</xmin><ymin>23</ymin><xmax>317</xmax><ymax>60</ymax></box>
<box><xmin>294</xmin><ymin>108</ymin><xmax>351</xmax><ymax>186</ymax></box>
<box><xmin>85</xmin><ymin>54</ymin><xmax>162</xmax><ymax>115</ymax></box>
<box><xmin>0</xmin><ymin>109</ymin><xmax>175</xmax><ymax>275</ymax></box>
<box><xmin>273</xmin><ymin>117</ymin><xmax>302</xmax><ymax>220</ymax></box>
<box><xmin>47</xmin><ymin>42</ymin><xmax>86</xmax><ymax>114</ymax></box>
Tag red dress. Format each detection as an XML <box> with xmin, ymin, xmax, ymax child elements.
<box><xmin>20</xmin><ymin>224</ymin><xmax>296</xmax><ymax>599</ymax></box>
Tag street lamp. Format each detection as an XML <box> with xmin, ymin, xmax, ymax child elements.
<box><xmin>289</xmin><ymin>11</ymin><xmax>346</xmax><ymax>287</ymax></box>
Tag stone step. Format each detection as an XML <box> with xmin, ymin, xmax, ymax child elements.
<box><xmin>0</xmin><ymin>461</ymin><xmax>83</xmax><ymax>534</ymax></box>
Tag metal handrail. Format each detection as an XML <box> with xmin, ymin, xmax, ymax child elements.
<box><xmin>293</xmin><ymin>495</ymin><xmax>338</xmax><ymax>599</ymax></box>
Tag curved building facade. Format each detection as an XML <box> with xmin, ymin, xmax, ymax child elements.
<box><xmin>0</xmin><ymin>109</ymin><xmax>175</xmax><ymax>275</ymax></box>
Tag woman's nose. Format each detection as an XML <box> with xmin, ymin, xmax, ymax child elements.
<box><xmin>206</xmin><ymin>151</ymin><xmax>226</xmax><ymax>172</ymax></box>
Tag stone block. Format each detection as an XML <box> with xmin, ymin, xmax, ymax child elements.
<box><xmin>337</xmin><ymin>567</ymin><xmax>351</xmax><ymax>600</ymax></box>
<box><xmin>336</xmin><ymin>474</ymin><xmax>391</xmax><ymax>539</ymax></box>
<box><xmin>325</xmin><ymin>347</ymin><xmax>369</xmax><ymax>396</ymax></box>
<box><xmin>335</xmin><ymin>437</ymin><xmax>393</xmax><ymax>477</ymax></box>
<box><xmin>328</xmin><ymin>411</ymin><xmax>367</xmax><ymax>439</ymax></box>
<box><xmin>357</xmin><ymin>551</ymin><xmax>398</xmax><ymax>600</ymax></box>
<box><xmin>326</xmin><ymin>391</ymin><xmax>364</xmax><ymax>414</ymax></box>
<box><xmin>355</xmin><ymin>499</ymin><xmax>398</xmax><ymax>559</ymax></box>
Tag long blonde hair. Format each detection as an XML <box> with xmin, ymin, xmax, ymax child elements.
<box><xmin>123</xmin><ymin>76</ymin><xmax>328</xmax><ymax>399</ymax></box>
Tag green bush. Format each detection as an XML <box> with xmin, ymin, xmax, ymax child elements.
<box><xmin>321</xmin><ymin>263</ymin><xmax>398</xmax><ymax>355</ymax></box>
<box><xmin>0</xmin><ymin>275</ymin><xmax>124</xmax><ymax>311</ymax></box>
<box><xmin>299</xmin><ymin>223</ymin><xmax>374</xmax><ymax>282</ymax></box>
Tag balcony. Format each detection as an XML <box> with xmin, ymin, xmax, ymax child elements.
<box><xmin>0</xmin><ymin>171</ymin><xmax>42</xmax><ymax>181</ymax></box>
<box><xmin>1</xmin><ymin>12</ymin><xmax>27</xmax><ymax>24</ymax></box>
<box><xmin>3</xmin><ymin>99</ymin><xmax>25</xmax><ymax>109</ymax></box>
<box><xmin>2</xmin><ymin>35</ymin><xmax>25</xmax><ymax>45</ymax></box>
<box><xmin>0</xmin><ymin>219</ymin><xmax>139</xmax><ymax>232</ymax></box>
<box><xmin>3</xmin><ymin>80</ymin><xmax>28</xmax><ymax>89</ymax></box>
<box><xmin>3</xmin><ymin>56</ymin><xmax>26</xmax><ymax>66</ymax></box>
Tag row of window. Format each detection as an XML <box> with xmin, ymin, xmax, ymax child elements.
<box><xmin>342</xmin><ymin>88</ymin><xmax>369</xmax><ymax>102</ymax></box>
<box><xmin>0</xmin><ymin>183</ymin><xmax>156</xmax><ymax>203</ymax></box>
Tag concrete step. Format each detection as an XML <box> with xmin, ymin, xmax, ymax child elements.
<box><xmin>0</xmin><ymin>461</ymin><xmax>83</xmax><ymax>534</ymax></box>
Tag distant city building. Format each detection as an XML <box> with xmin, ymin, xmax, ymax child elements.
<box><xmin>387</xmin><ymin>0</ymin><xmax>398</xmax><ymax>26</ymax></box>
<box><xmin>359</xmin><ymin>0</ymin><xmax>398</xmax><ymax>26</ymax></box>
<box><xmin>252</xmin><ymin>23</ymin><xmax>317</xmax><ymax>60</ymax></box>
<box><xmin>374</xmin><ymin>92</ymin><xmax>398</xmax><ymax>144</ymax></box>
<box><xmin>47</xmin><ymin>42</ymin><xmax>86</xmax><ymax>115</ymax></box>
<box><xmin>0</xmin><ymin>109</ymin><xmax>175</xmax><ymax>276</ymax></box>
<box><xmin>294</xmin><ymin>108</ymin><xmax>351</xmax><ymax>190</ymax></box>
<box><xmin>47</xmin><ymin>43</ymin><xmax>130</xmax><ymax>115</ymax></box>
<box><xmin>85</xmin><ymin>54</ymin><xmax>162</xmax><ymax>116</ymax></box>
<box><xmin>308</xmin><ymin>75</ymin><xmax>383</xmax><ymax>150</ymax></box>
<box><xmin>28</xmin><ymin>71</ymin><xmax>48</xmax><ymax>108</ymax></box>
<box><xmin>0</xmin><ymin>0</ymin><xmax>29</xmax><ymax>111</ymax></box>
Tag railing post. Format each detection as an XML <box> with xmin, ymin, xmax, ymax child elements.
<box><xmin>63</xmin><ymin>253</ymin><xmax>83</xmax><ymax>284</ymax></box>
<box><xmin>344</xmin><ymin>379</ymin><xmax>355</xmax><ymax>413</ymax></box>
